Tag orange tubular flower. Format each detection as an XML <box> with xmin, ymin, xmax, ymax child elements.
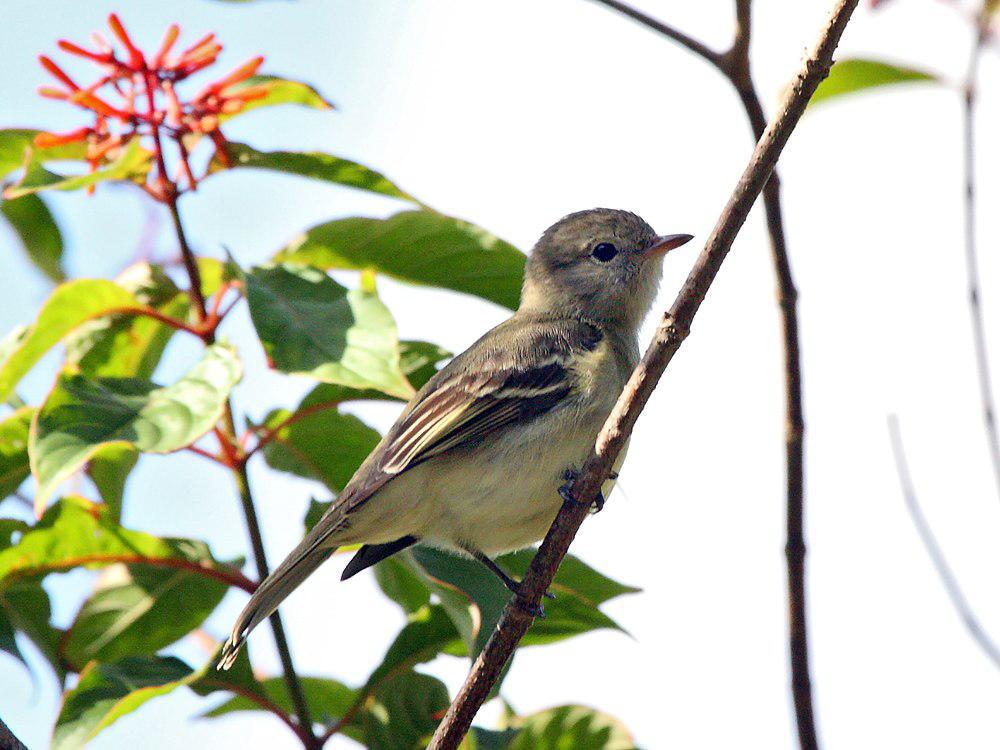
<box><xmin>33</xmin><ymin>127</ymin><xmax>93</xmax><ymax>148</ymax></box>
<box><xmin>35</xmin><ymin>14</ymin><xmax>268</xmax><ymax>200</ymax></box>
<box><xmin>107</xmin><ymin>13</ymin><xmax>145</xmax><ymax>69</ymax></box>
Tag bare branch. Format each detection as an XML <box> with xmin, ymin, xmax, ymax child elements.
<box><xmin>587</xmin><ymin>0</ymin><xmax>727</xmax><ymax>71</ymax></box>
<box><xmin>961</xmin><ymin>13</ymin><xmax>1000</xmax><ymax>502</ymax></box>
<box><xmin>427</xmin><ymin>2</ymin><xmax>860</xmax><ymax>746</ymax></box>
<box><xmin>887</xmin><ymin>415</ymin><xmax>1000</xmax><ymax>670</ymax></box>
<box><xmin>579</xmin><ymin>0</ymin><xmax>817</xmax><ymax>745</ymax></box>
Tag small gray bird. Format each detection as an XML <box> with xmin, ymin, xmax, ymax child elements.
<box><xmin>219</xmin><ymin>208</ymin><xmax>692</xmax><ymax>669</ymax></box>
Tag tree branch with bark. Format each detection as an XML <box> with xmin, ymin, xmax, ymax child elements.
<box><xmin>427</xmin><ymin>1</ymin><xmax>860</xmax><ymax>746</ymax></box>
<box><xmin>587</xmin><ymin>1</ymin><xmax>815</xmax><ymax>745</ymax></box>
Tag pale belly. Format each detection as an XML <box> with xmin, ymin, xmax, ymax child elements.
<box><xmin>341</xmin><ymin>403</ymin><xmax>628</xmax><ymax>556</ymax></box>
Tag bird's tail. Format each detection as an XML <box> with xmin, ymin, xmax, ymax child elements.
<box><xmin>217</xmin><ymin>531</ymin><xmax>338</xmax><ymax>670</ymax></box>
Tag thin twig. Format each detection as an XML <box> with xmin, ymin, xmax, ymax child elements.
<box><xmin>589</xmin><ymin>1</ymin><xmax>816</xmax><ymax>746</ymax></box>
<box><xmin>427</xmin><ymin>2</ymin><xmax>859</xmax><ymax>746</ymax></box>
<box><xmin>165</xmin><ymin>183</ymin><xmax>317</xmax><ymax>745</ymax></box>
<box><xmin>1</xmin><ymin>552</ymin><xmax>256</xmax><ymax>593</ymax></box>
<box><xmin>887</xmin><ymin>415</ymin><xmax>1000</xmax><ymax>669</ymax></box>
<box><xmin>961</xmin><ymin>12</ymin><xmax>1000</xmax><ymax>501</ymax></box>
<box><xmin>185</xmin><ymin>443</ymin><xmax>229</xmax><ymax>466</ymax></box>
<box><xmin>223</xmin><ymin>408</ymin><xmax>318</xmax><ymax>747</ymax></box>
<box><xmin>244</xmin><ymin>400</ymin><xmax>343</xmax><ymax>460</ymax></box>
<box><xmin>587</xmin><ymin>0</ymin><xmax>726</xmax><ymax>70</ymax></box>
<box><xmin>103</xmin><ymin>304</ymin><xmax>203</xmax><ymax>337</ymax></box>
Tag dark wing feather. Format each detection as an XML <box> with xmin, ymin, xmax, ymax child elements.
<box><xmin>375</xmin><ymin>321</ymin><xmax>599</xmax><ymax>476</ymax></box>
<box><xmin>321</xmin><ymin>318</ymin><xmax>602</xmax><ymax>518</ymax></box>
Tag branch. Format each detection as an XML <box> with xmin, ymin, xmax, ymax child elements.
<box><xmin>961</xmin><ymin>13</ymin><xmax>1000</xmax><ymax>502</ymax></box>
<box><xmin>572</xmin><ymin>0</ymin><xmax>818</xmax><ymax>745</ymax></box>
<box><xmin>587</xmin><ymin>0</ymin><xmax>726</xmax><ymax>71</ymax></box>
<box><xmin>725</xmin><ymin>4</ymin><xmax>816</xmax><ymax>747</ymax></box>
<box><xmin>427</xmin><ymin>2</ymin><xmax>860</xmax><ymax>746</ymax></box>
<box><xmin>0</xmin><ymin>715</ymin><xmax>27</xmax><ymax>750</ymax></box>
<box><xmin>243</xmin><ymin>401</ymin><xmax>342</xmax><ymax>460</ymax></box>
<box><xmin>226</xmin><ymin>428</ymin><xmax>318</xmax><ymax>747</ymax></box>
<box><xmin>0</xmin><ymin>553</ymin><xmax>256</xmax><ymax>593</ymax></box>
<box><xmin>887</xmin><ymin>415</ymin><xmax>1000</xmax><ymax>670</ymax></box>
<box><xmin>165</xmin><ymin>191</ymin><xmax>317</xmax><ymax>745</ymax></box>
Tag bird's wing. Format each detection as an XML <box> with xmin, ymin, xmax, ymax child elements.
<box><xmin>218</xmin><ymin>317</ymin><xmax>604</xmax><ymax>668</ymax></box>
<box><xmin>333</xmin><ymin>317</ymin><xmax>604</xmax><ymax>517</ymax></box>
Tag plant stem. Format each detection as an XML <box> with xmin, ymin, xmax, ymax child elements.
<box><xmin>887</xmin><ymin>416</ymin><xmax>1000</xmax><ymax>669</ymax></box>
<box><xmin>164</xmin><ymin>190</ymin><xmax>317</xmax><ymax>746</ymax></box>
<box><xmin>961</xmin><ymin>11</ymin><xmax>1000</xmax><ymax>500</ymax></box>
<box><xmin>165</xmin><ymin>197</ymin><xmax>208</xmax><ymax>324</ymax></box>
<box><xmin>589</xmin><ymin>1</ymin><xmax>817</xmax><ymax>746</ymax></box>
<box><xmin>427</xmin><ymin>1</ymin><xmax>859</xmax><ymax>745</ymax></box>
<box><xmin>227</xmin><ymin>447</ymin><xmax>317</xmax><ymax>745</ymax></box>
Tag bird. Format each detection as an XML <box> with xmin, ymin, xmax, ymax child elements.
<box><xmin>218</xmin><ymin>208</ymin><xmax>692</xmax><ymax>669</ymax></box>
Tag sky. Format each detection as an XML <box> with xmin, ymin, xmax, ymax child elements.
<box><xmin>2</xmin><ymin>0</ymin><xmax>1000</xmax><ymax>748</ymax></box>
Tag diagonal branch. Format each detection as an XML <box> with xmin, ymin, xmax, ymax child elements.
<box><xmin>887</xmin><ymin>415</ymin><xmax>1000</xmax><ymax>670</ymax></box>
<box><xmin>427</xmin><ymin>2</ymin><xmax>860</xmax><ymax>746</ymax></box>
<box><xmin>0</xmin><ymin>715</ymin><xmax>27</xmax><ymax>750</ymax></box>
<box><xmin>589</xmin><ymin>0</ymin><xmax>816</xmax><ymax>746</ymax></box>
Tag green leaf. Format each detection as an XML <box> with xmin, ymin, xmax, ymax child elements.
<box><xmin>85</xmin><ymin>444</ymin><xmax>138</xmax><ymax>522</ymax></box>
<box><xmin>53</xmin><ymin>655</ymin><xmax>193</xmax><ymax>750</ymax></box>
<box><xmin>0</xmin><ymin>520</ymin><xmax>66</xmax><ymax>679</ymax></box>
<box><xmin>0</xmin><ymin>129</ymin><xmax>88</xmax><ymax>180</ymax></box>
<box><xmin>65</xmin><ymin>264</ymin><xmax>190</xmax><ymax>379</ymax></box>
<box><xmin>255</xmin><ymin>342</ymin><xmax>450</xmax><ymax>495</ymax></box>
<box><xmin>407</xmin><ymin>547</ymin><xmax>509</xmax><ymax>657</ymax></box>
<box><xmin>466</xmin><ymin>728</ymin><xmax>520</xmax><ymax>750</ymax></box>
<box><xmin>203</xmin><ymin>676</ymin><xmax>357</xmax><ymax>726</ymax></box>
<box><xmin>275</xmin><ymin>210</ymin><xmax>526</xmax><ymax>310</ymax></box>
<box><xmin>0</xmin><ymin>496</ymin><xmax>245</xmax><ymax>592</ymax></box>
<box><xmin>398</xmin><ymin>340</ymin><xmax>451</xmax><ymax>391</ymax></box>
<box><xmin>402</xmin><ymin>547</ymin><xmax>639</xmax><ymax>658</ymax></box>
<box><xmin>0</xmin><ymin>407</ymin><xmax>33</xmax><ymax>499</ymax></box>
<box><xmin>4</xmin><ymin>139</ymin><xmax>152</xmax><ymax>199</ymax></box>
<box><xmin>811</xmin><ymin>58</ymin><xmax>940</xmax><ymax>106</ymax></box>
<box><xmin>292</xmin><ymin>340</ymin><xmax>450</xmax><ymax>414</ymax></box>
<box><xmin>0</xmin><ymin>278</ymin><xmax>146</xmax><ymax>404</ymax></box>
<box><xmin>303</xmin><ymin>497</ymin><xmax>329</xmax><ymax>533</ymax></box>
<box><xmin>1</xmin><ymin>194</ymin><xmax>65</xmax><ymax>282</ymax></box>
<box><xmin>208</xmin><ymin>142</ymin><xmax>414</xmax><ymax>201</ymax></box>
<box><xmin>0</xmin><ymin>575</ymin><xmax>65</xmax><ymax>680</ymax></box>
<box><xmin>243</xmin><ymin>263</ymin><xmax>413</xmax><ymax>398</ymax></box>
<box><xmin>373</xmin><ymin>555</ymin><xmax>431</xmax><ymax>615</ymax></box>
<box><xmin>0</xmin><ymin>521</ymin><xmax>65</xmax><ymax>678</ymax></box>
<box><xmin>261</xmin><ymin>406</ymin><xmax>380</xmax><ymax>493</ymax></box>
<box><xmin>505</xmin><ymin>705</ymin><xmax>637</xmax><ymax>750</ymax></box>
<box><xmin>30</xmin><ymin>343</ymin><xmax>242</xmax><ymax>509</ymax></box>
<box><xmin>62</xmin><ymin>561</ymin><xmax>227</xmax><ymax>667</ymax></box>
<box><xmin>363</xmin><ymin>605</ymin><xmax>464</xmax><ymax>691</ymax></box>
<box><xmin>360</xmin><ymin>670</ymin><xmax>451</xmax><ymax>750</ymax></box>
<box><xmin>224</xmin><ymin>74</ymin><xmax>334</xmax><ymax>115</ymax></box>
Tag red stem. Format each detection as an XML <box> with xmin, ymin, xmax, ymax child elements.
<box><xmin>244</xmin><ymin>400</ymin><xmax>343</xmax><ymax>460</ymax></box>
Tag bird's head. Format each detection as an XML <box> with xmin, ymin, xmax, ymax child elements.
<box><xmin>520</xmin><ymin>208</ymin><xmax>693</xmax><ymax>330</ymax></box>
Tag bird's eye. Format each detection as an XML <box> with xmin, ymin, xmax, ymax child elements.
<box><xmin>592</xmin><ymin>242</ymin><xmax>618</xmax><ymax>262</ymax></box>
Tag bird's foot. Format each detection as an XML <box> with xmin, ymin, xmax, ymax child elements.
<box><xmin>514</xmin><ymin>592</ymin><xmax>548</xmax><ymax>619</ymax></box>
<box><xmin>559</xmin><ymin>466</ymin><xmax>609</xmax><ymax>513</ymax></box>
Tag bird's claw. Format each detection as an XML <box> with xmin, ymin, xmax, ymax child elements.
<box><xmin>515</xmin><ymin>595</ymin><xmax>547</xmax><ymax>619</ymax></box>
<box><xmin>559</xmin><ymin>466</ymin><xmax>608</xmax><ymax>513</ymax></box>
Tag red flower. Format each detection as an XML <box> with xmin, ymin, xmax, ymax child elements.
<box><xmin>35</xmin><ymin>13</ymin><xmax>272</xmax><ymax>198</ymax></box>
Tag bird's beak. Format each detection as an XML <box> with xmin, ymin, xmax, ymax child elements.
<box><xmin>643</xmin><ymin>233</ymin><xmax>694</xmax><ymax>258</ymax></box>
